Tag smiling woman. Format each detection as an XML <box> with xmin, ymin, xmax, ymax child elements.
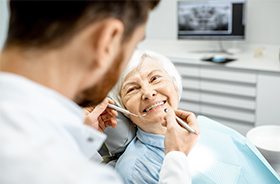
<box><xmin>108</xmin><ymin>50</ymin><xmax>280</xmax><ymax>184</ymax></box>
<box><xmin>119</xmin><ymin>58</ymin><xmax>179</xmax><ymax>134</ymax></box>
<box><xmin>109</xmin><ymin>50</ymin><xmax>182</xmax><ymax>134</ymax></box>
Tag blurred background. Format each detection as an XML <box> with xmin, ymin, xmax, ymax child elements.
<box><xmin>0</xmin><ymin>0</ymin><xmax>279</xmax><ymax>175</ymax></box>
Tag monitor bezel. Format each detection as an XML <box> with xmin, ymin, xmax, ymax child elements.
<box><xmin>177</xmin><ymin>0</ymin><xmax>247</xmax><ymax>40</ymax></box>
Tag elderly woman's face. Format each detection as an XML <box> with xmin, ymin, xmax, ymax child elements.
<box><xmin>120</xmin><ymin>57</ymin><xmax>179</xmax><ymax>133</ymax></box>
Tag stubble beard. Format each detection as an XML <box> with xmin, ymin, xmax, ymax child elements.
<box><xmin>75</xmin><ymin>51</ymin><xmax>124</xmax><ymax>107</ymax></box>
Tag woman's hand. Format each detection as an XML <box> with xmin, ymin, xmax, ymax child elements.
<box><xmin>163</xmin><ymin>109</ymin><xmax>200</xmax><ymax>156</ymax></box>
<box><xmin>83</xmin><ymin>98</ymin><xmax>118</xmax><ymax>133</ymax></box>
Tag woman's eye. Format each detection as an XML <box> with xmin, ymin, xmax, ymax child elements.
<box><xmin>151</xmin><ymin>76</ymin><xmax>159</xmax><ymax>82</ymax></box>
<box><xmin>127</xmin><ymin>88</ymin><xmax>135</xmax><ymax>93</ymax></box>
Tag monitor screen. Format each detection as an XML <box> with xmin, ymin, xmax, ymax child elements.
<box><xmin>178</xmin><ymin>0</ymin><xmax>246</xmax><ymax>40</ymax></box>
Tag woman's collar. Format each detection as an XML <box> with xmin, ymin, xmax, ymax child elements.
<box><xmin>136</xmin><ymin>127</ymin><xmax>165</xmax><ymax>149</ymax></box>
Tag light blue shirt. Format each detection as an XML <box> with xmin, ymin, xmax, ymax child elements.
<box><xmin>0</xmin><ymin>72</ymin><xmax>123</xmax><ymax>184</ymax></box>
<box><xmin>115</xmin><ymin>117</ymin><xmax>280</xmax><ymax>184</ymax></box>
<box><xmin>115</xmin><ymin>128</ymin><xmax>165</xmax><ymax>184</ymax></box>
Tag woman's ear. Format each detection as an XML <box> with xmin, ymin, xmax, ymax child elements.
<box><xmin>90</xmin><ymin>18</ymin><xmax>125</xmax><ymax>69</ymax></box>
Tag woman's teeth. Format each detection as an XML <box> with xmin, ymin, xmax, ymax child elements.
<box><xmin>144</xmin><ymin>101</ymin><xmax>165</xmax><ymax>112</ymax></box>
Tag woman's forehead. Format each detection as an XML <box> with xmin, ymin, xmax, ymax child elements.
<box><xmin>140</xmin><ymin>57</ymin><xmax>162</xmax><ymax>69</ymax></box>
<box><xmin>125</xmin><ymin>58</ymin><xmax>164</xmax><ymax>79</ymax></box>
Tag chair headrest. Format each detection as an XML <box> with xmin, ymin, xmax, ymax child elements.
<box><xmin>103</xmin><ymin>112</ymin><xmax>136</xmax><ymax>154</ymax></box>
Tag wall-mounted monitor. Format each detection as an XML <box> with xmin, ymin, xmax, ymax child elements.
<box><xmin>178</xmin><ymin>0</ymin><xmax>246</xmax><ymax>40</ymax></box>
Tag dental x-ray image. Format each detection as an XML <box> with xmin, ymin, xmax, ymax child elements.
<box><xmin>178</xmin><ymin>1</ymin><xmax>232</xmax><ymax>34</ymax></box>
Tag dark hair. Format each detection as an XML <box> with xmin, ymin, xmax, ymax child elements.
<box><xmin>5</xmin><ymin>0</ymin><xmax>159</xmax><ymax>49</ymax></box>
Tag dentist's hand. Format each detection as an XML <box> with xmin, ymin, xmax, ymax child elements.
<box><xmin>163</xmin><ymin>109</ymin><xmax>200</xmax><ymax>156</ymax></box>
<box><xmin>83</xmin><ymin>98</ymin><xmax>118</xmax><ymax>132</ymax></box>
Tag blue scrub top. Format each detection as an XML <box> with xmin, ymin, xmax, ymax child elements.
<box><xmin>115</xmin><ymin>116</ymin><xmax>280</xmax><ymax>184</ymax></box>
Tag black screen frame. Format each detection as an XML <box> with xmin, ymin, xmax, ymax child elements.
<box><xmin>177</xmin><ymin>0</ymin><xmax>246</xmax><ymax>40</ymax></box>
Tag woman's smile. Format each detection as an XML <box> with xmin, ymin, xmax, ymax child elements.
<box><xmin>143</xmin><ymin>100</ymin><xmax>167</xmax><ymax>113</ymax></box>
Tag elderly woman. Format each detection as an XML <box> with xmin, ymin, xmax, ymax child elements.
<box><xmin>108</xmin><ymin>50</ymin><xmax>280</xmax><ymax>184</ymax></box>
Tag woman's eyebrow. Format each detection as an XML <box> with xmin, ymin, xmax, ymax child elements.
<box><xmin>147</xmin><ymin>69</ymin><xmax>164</xmax><ymax>77</ymax></box>
<box><xmin>122</xmin><ymin>81</ymin><xmax>138</xmax><ymax>90</ymax></box>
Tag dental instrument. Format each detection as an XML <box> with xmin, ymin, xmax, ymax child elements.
<box><xmin>108</xmin><ymin>103</ymin><xmax>146</xmax><ymax>118</ymax></box>
<box><xmin>164</xmin><ymin>108</ymin><xmax>197</xmax><ymax>135</ymax></box>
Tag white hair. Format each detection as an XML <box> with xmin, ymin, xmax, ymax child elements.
<box><xmin>109</xmin><ymin>50</ymin><xmax>182</xmax><ymax>111</ymax></box>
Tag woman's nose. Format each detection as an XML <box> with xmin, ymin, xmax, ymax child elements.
<box><xmin>141</xmin><ymin>87</ymin><xmax>157</xmax><ymax>100</ymax></box>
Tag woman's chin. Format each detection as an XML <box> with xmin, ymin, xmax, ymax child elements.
<box><xmin>145</xmin><ymin>111</ymin><xmax>164</xmax><ymax>118</ymax></box>
<box><xmin>143</xmin><ymin>111</ymin><xmax>165</xmax><ymax>123</ymax></box>
<box><xmin>131</xmin><ymin>108</ymin><xmax>166</xmax><ymax>127</ymax></box>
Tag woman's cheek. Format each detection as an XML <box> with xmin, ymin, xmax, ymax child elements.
<box><xmin>124</xmin><ymin>97</ymin><xmax>137</xmax><ymax>114</ymax></box>
<box><xmin>121</xmin><ymin>97</ymin><xmax>129</xmax><ymax>111</ymax></box>
<box><xmin>165</xmin><ymin>91</ymin><xmax>179</xmax><ymax>109</ymax></box>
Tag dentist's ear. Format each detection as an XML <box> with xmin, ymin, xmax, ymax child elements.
<box><xmin>69</xmin><ymin>18</ymin><xmax>124</xmax><ymax>95</ymax></box>
<box><xmin>89</xmin><ymin>18</ymin><xmax>124</xmax><ymax>69</ymax></box>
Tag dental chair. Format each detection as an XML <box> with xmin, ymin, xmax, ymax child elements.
<box><xmin>100</xmin><ymin>112</ymin><xmax>136</xmax><ymax>167</ymax></box>
<box><xmin>101</xmin><ymin>111</ymin><xmax>280</xmax><ymax>183</ymax></box>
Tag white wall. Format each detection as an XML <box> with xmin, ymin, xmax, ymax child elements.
<box><xmin>146</xmin><ymin>0</ymin><xmax>280</xmax><ymax>45</ymax></box>
<box><xmin>0</xmin><ymin>0</ymin><xmax>8</xmax><ymax>50</ymax></box>
<box><xmin>0</xmin><ymin>0</ymin><xmax>280</xmax><ymax>50</ymax></box>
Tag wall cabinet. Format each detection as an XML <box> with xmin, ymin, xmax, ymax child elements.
<box><xmin>173</xmin><ymin>61</ymin><xmax>280</xmax><ymax>136</ymax></box>
<box><xmin>256</xmin><ymin>73</ymin><xmax>280</xmax><ymax>126</ymax></box>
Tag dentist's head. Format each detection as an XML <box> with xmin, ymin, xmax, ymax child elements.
<box><xmin>1</xmin><ymin>0</ymin><xmax>160</xmax><ymax>107</ymax></box>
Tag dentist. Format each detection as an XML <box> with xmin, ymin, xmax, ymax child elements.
<box><xmin>0</xmin><ymin>1</ymin><xmax>200</xmax><ymax>184</ymax></box>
